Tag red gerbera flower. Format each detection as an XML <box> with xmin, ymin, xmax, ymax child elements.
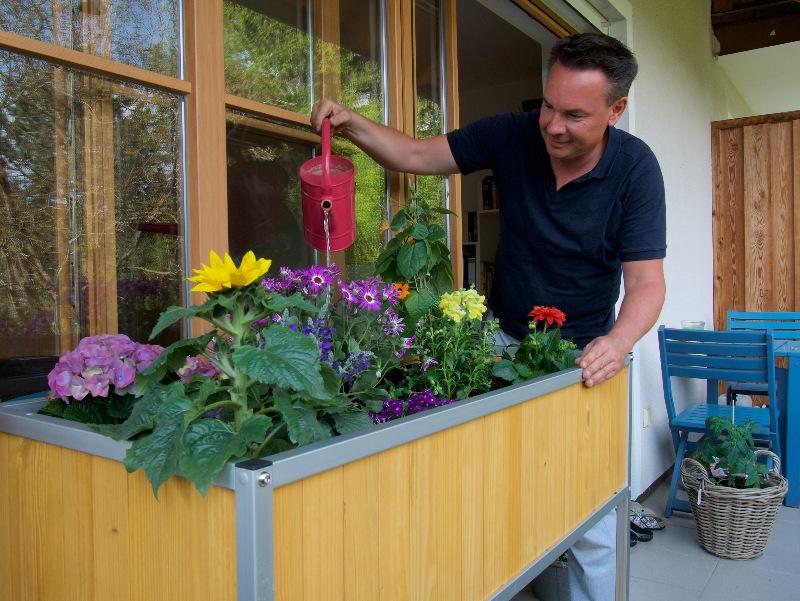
<box><xmin>528</xmin><ymin>306</ymin><xmax>566</xmax><ymax>328</ymax></box>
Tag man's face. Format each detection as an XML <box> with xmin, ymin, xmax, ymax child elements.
<box><xmin>539</xmin><ymin>61</ymin><xmax>627</xmax><ymax>162</ymax></box>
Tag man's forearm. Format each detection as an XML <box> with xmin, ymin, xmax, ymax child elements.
<box><xmin>343</xmin><ymin>112</ymin><xmax>456</xmax><ymax>175</ymax></box>
<box><xmin>609</xmin><ymin>278</ymin><xmax>666</xmax><ymax>351</ymax></box>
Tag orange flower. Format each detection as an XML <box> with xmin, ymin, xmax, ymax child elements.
<box><xmin>528</xmin><ymin>306</ymin><xmax>566</xmax><ymax>328</ymax></box>
<box><xmin>393</xmin><ymin>282</ymin><xmax>410</xmax><ymax>300</ymax></box>
<box><xmin>380</xmin><ymin>220</ymin><xmax>390</xmax><ymax>234</ymax></box>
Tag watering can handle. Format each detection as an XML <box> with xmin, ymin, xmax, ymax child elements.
<box><xmin>321</xmin><ymin>118</ymin><xmax>332</xmax><ymax>192</ymax></box>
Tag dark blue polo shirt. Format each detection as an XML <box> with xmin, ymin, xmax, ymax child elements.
<box><xmin>447</xmin><ymin>110</ymin><xmax>666</xmax><ymax>348</ymax></box>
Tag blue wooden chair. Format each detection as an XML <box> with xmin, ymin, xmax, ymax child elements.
<box><xmin>726</xmin><ymin>310</ymin><xmax>800</xmax><ymax>407</ymax></box>
<box><xmin>658</xmin><ymin>326</ymin><xmax>782</xmax><ymax>517</ymax></box>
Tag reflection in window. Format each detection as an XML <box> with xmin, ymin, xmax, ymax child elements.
<box><xmin>226</xmin><ymin>111</ymin><xmax>314</xmax><ymax>269</ymax></box>
<box><xmin>0</xmin><ymin>0</ymin><xmax>180</xmax><ymax>77</ymax></box>
<box><xmin>338</xmin><ymin>0</ymin><xmax>386</xmax><ymax>276</ymax></box>
<box><xmin>0</xmin><ymin>49</ymin><xmax>184</xmax><ymax>362</ymax></box>
<box><xmin>415</xmin><ymin>0</ymin><xmax>447</xmax><ymax>224</ymax></box>
<box><xmin>224</xmin><ymin>0</ymin><xmax>312</xmax><ymax>114</ymax></box>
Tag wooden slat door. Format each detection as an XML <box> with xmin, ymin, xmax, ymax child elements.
<box><xmin>712</xmin><ymin>110</ymin><xmax>800</xmax><ymax>330</ymax></box>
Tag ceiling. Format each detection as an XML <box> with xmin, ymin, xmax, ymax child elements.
<box><xmin>712</xmin><ymin>0</ymin><xmax>800</xmax><ymax>55</ymax></box>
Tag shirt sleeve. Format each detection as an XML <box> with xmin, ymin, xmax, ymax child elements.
<box><xmin>617</xmin><ymin>149</ymin><xmax>667</xmax><ymax>262</ymax></box>
<box><xmin>446</xmin><ymin>113</ymin><xmax>516</xmax><ymax>175</ymax></box>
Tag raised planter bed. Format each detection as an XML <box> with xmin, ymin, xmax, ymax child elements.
<box><xmin>0</xmin><ymin>366</ymin><xmax>630</xmax><ymax>601</ymax></box>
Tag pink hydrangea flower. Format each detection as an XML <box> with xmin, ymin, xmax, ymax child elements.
<box><xmin>47</xmin><ymin>334</ymin><xmax>163</xmax><ymax>403</ymax></box>
<box><xmin>177</xmin><ymin>355</ymin><xmax>220</xmax><ymax>384</ymax></box>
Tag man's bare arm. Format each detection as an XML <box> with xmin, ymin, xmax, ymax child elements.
<box><xmin>311</xmin><ymin>99</ymin><xmax>459</xmax><ymax>176</ymax></box>
<box><xmin>577</xmin><ymin>259</ymin><xmax>666</xmax><ymax>387</ymax></box>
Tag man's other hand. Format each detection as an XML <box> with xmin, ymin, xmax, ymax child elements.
<box><xmin>576</xmin><ymin>334</ymin><xmax>629</xmax><ymax>387</ymax></box>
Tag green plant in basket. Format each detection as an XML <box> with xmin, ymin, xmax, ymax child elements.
<box><xmin>693</xmin><ymin>416</ymin><xmax>769</xmax><ymax>489</ymax></box>
<box><xmin>493</xmin><ymin>306</ymin><xmax>577</xmax><ymax>383</ymax></box>
<box><xmin>404</xmin><ymin>288</ymin><xmax>498</xmax><ymax>400</ymax></box>
<box><xmin>374</xmin><ymin>185</ymin><xmax>454</xmax><ymax>323</ymax></box>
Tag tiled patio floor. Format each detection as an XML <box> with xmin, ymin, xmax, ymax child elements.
<box><xmin>511</xmin><ymin>480</ymin><xmax>800</xmax><ymax>601</ymax></box>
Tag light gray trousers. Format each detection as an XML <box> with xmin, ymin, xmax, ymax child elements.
<box><xmin>493</xmin><ymin>329</ymin><xmax>617</xmax><ymax>601</ymax></box>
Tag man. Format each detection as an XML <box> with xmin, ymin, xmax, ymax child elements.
<box><xmin>312</xmin><ymin>32</ymin><xmax>665</xmax><ymax>601</ymax></box>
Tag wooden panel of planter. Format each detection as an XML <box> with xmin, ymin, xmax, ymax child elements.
<box><xmin>0</xmin><ymin>367</ymin><xmax>629</xmax><ymax>601</ymax></box>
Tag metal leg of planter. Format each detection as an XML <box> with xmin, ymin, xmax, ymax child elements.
<box><xmin>615</xmin><ymin>493</ymin><xmax>630</xmax><ymax>601</ymax></box>
<box><xmin>235</xmin><ymin>458</ymin><xmax>275</xmax><ymax>601</ymax></box>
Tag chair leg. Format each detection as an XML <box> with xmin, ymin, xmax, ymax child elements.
<box><xmin>664</xmin><ymin>432</ymin><xmax>688</xmax><ymax>518</ymax></box>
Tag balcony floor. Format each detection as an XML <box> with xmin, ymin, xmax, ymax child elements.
<box><xmin>512</xmin><ymin>480</ymin><xmax>800</xmax><ymax>601</ymax></box>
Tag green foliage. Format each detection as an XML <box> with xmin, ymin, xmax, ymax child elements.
<box><xmin>693</xmin><ymin>417</ymin><xmax>769</xmax><ymax>489</ymax></box>
<box><xmin>39</xmin><ymin>394</ymin><xmax>136</xmax><ymax>426</ymax></box>
<box><xmin>374</xmin><ymin>187</ymin><xmax>455</xmax><ymax>322</ymax></box>
<box><xmin>405</xmin><ymin>305</ymin><xmax>499</xmax><ymax>401</ymax></box>
<box><xmin>493</xmin><ymin>318</ymin><xmax>576</xmax><ymax>385</ymax></box>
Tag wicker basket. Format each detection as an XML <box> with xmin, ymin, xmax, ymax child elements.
<box><xmin>681</xmin><ymin>450</ymin><xmax>787</xmax><ymax>560</ymax></box>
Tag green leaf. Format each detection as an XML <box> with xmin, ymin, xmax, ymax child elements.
<box><xmin>389</xmin><ymin>210</ymin><xmax>407</xmax><ymax>230</ymax></box>
<box><xmin>332</xmin><ymin>410</ymin><xmax>375</xmax><ymax>435</ymax></box>
<box><xmin>38</xmin><ymin>399</ymin><xmax>66</xmax><ymax>418</ymax></box>
<box><xmin>404</xmin><ymin>289</ymin><xmax>437</xmax><ymax>322</ymax></box>
<box><xmin>411</xmin><ymin>223</ymin><xmax>430</xmax><ymax>240</ymax></box>
<box><xmin>233</xmin><ymin>326</ymin><xmax>326</xmax><ymax>398</ymax></box>
<box><xmin>427</xmin><ymin>223</ymin><xmax>447</xmax><ymax>240</ymax></box>
<box><xmin>107</xmin><ymin>394</ymin><xmax>137</xmax><ymax>419</ymax></box>
<box><xmin>124</xmin><ymin>414</ymin><xmax>186</xmax><ymax>497</ymax></box>
<box><xmin>493</xmin><ymin>359</ymin><xmax>520</xmax><ymax>382</ymax></box>
<box><xmin>431</xmin><ymin>206</ymin><xmax>456</xmax><ymax>216</ymax></box>
<box><xmin>179</xmin><ymin>415</ymin><xmax>271</xmax><ymax>494</ymax></box>
<box><xmin>265</xmin><ymin>292</ymin><xmax>317</xmax><ymax>314</ymax></box>
<box><xmin>63</xmin><ymin>401</ymin><xmax>108</xmax><ymax>425</ymax></box>
<box><xmin>92</xmin><ymin>384</ymin><xmax>176</xmax><ymax>440</ymax></box>
<box><xmin>397</xmin><ymin>242</ymin><xmax>428</xmax><ymax>280</ymax></box>
<box><xmin>274</xmin><ymin>395</ymin><xmax>332</xmax><ymax>446</ymax></box>
<box><xmin>374</xmin><ymin>250</ymin><xmax>397</xmax><ymax>279</ymax></box>
<box><xmin>136</xmin><ymin>332</ymin><xmax>215</xmax><ymax>393</ymax></box>
<box><xmin>513</xmin><ymin>362</ymin><xmax>535</xmax><ymax>379</ymax></box>
<box><xmin>430</xmin><ymin>263</ymin><xmax>454</xmax><ymax>296</ymax></box>
<box><xmin>122</xmin><ymin>388</ymin><xmax>193</xmax><ymax>496</ymax></box>
<box><xmin>149</xmin><ymin>305</ymin><xmax>202</xmax><ymax>341</ymax></box>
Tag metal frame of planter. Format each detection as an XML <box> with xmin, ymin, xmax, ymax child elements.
<box><xmin>0</xmin><ymin>363</ymin><xmax>631</xmax><ymax>601</ymax></box>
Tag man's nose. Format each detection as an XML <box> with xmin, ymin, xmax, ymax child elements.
<box><xmin>546</xmin><ymin>113</ymin><xmax>566</xmax><ymax>134</ymax></box>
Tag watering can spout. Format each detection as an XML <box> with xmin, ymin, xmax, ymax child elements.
<box><xmin>299</xmin><ymin>118</ymin><xmax>356</xmax><ymax>253</ymax></box>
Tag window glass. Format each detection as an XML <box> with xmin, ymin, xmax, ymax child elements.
<box><xmin>224</xmin><ymin>0</ymin><xmax>312</xmax><ymax>114</ymax></box>
<box><xmin>0</xmin><ymin>0</ymin><xmax>180</xmax><ymax>77</ymax></box>
<box><xmin>226</xmin><ymin>111</ymin><xmax>314</xmax><ymax>269</ymax></box>
<box><xmin>414</xmin><ymin>0</ymin><xmax>447</xmax><ymax>225</ymax></box>
<box><xmin>0</xmin><ymin>48</ymin><xmax>184</xmax><ymax>365</ymax></box>
<box><xmin>338</xmin><ymin>0</ymin><xmax>385</xmax><ymax>276</ymax></box>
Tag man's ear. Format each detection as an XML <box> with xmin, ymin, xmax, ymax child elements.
<box><xmin>608</xmin><ymin>96</ymin><xmax>628</xmax><ymax>126</ymax></box>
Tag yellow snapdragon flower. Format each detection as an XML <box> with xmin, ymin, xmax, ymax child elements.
<box><xmin>439</xmin><ymin>288</ymin><xmax>487</xmax><ymax>323</ymax></box>
<box><xmin>188</xmin><ymin>250</ymin><xmax>272</xmax><ymax>293</ymax></box>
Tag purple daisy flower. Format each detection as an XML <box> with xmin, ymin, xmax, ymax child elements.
<box><xmin>304</xmin><ymin>265</ymin><xmax>333</xmax><ymax>295</ymax></box>
<box><xmin>357</xmin><ymin>281</ymin><xmax>381</xmax><ymax>311</ymax></box>
<box><xmin>382</xmin><ymin>307</ymin><xmax>405</xmax><ymax>336</ymax></box>
<box><xmin>420</xmin><ymin>357</ymin><xmax>438</xmax><ymax>372</ymax></box>
<box><xmin>396</xmin><ymin>336</ymin><xmax>415</xmax><ymax>359</ymax></box>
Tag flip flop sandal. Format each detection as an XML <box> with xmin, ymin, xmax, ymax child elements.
<box><xmin>630</xmin><ymin>503</ymin><xmax>666</xmax><ymax>530</ymax></box>
<box><xmin>629</xmin><ymin>530</ymin><xmax>638</xmax><ymax>547</ymax></box>
<box><xmin>630</xmin><ymin>522</ymin><xmax>653</xmax><ymax>542</ymax></box>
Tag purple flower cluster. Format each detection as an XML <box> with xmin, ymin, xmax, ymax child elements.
<box><xmin>332</xmin><ymin>351</ymin><xmax>373</xmax><ymax>383</ymax></box>
<box><xmin>407</xmin><ymin>389</ymin><xmax>452</xmax><ymax>414</ymax></box>
<box><xmin>301</xmin><ymin>318</ymin><xmax>335</xmax><ymax>362</ymax></box>
<box><xmin>339</xmin><ymin>277</ymin><xmax>399</xmax><ymax>312</ymax></box>
<box><xmin>177</xmin><ymin>355</ymin><xmax>220</xmax><ymax>384</ymax></box>
<box><xmin>47</xmin><ymin>334</ymin><xmax>163</xmax><ymax>402</ymax></box>
<box><xmin>369</xmin><ymin>389</ymin><xmax>453</xmax><ymax>424</ymax></box>
<box><xmin>261</xmin><ymin>264</ymin><xmax>340</xmax><ymax>296</ymax></box>
<box><xmin>370</xmin><ymin>398</ymin><xmax>404</xmax><ymax>424</ymax></box>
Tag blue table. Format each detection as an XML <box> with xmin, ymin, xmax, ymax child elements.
<box><xmin>775</xmin><ymin>339</ymin><xmax>800</xmax><ymax>506</ymax></box>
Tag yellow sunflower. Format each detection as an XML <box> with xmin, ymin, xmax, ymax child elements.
<box><xmin>188</xmin><ymin>250</ymin><xmax>272</xmax><ymax>293</ymax></box>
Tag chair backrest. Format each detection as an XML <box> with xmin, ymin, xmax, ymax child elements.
<box><xmin>727</xmin><ymin>310</ymin><xmax>800</xmax><ymax>340</ymax></box>
<box><xmin>658</xmin><ymin>326</ymin><xmax>777</xmax><ymax>429</ymax></box>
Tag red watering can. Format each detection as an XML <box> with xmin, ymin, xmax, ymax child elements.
<box><xmin>300</xmin><ymin>118</ymin><xmax>356</xmax><ymax>253</ymax></box>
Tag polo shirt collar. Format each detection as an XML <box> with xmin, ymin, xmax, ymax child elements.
<box><xmin>573</xmin><ymin>126</ymin><xmax>621</xmax><ymax>183</ymax></box>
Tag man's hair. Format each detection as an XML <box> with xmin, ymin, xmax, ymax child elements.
<box><xmin>549</xmin><ymin>33</ymin><xmax>638</xmax><ymax>103</ymax></box>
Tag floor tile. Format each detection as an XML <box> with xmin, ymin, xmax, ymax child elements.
<box><xmin>630</xmin><ymin>539</ymin><xmax>718</xmax><ymax>592</ymax></box>
<box><xmin>699</xmin><ymin>559</ymin><xmax>800</xmax><ymax>601</ymax></box>
<box><xmin>629</xmin><ymin>576</ymin><xmax>702</xmax><ymax>601</ymax></box>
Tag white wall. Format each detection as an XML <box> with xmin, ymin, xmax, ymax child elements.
<box><xmin>597</xmin><ymin>0</ymin><xmax>718</xmax><ymax>497</ymax></box>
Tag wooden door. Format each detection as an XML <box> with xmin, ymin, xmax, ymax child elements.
<box><xmin>712</xmin><ymin>110</ymin><xmax>800</xmax><ymax>330</ymax></box>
